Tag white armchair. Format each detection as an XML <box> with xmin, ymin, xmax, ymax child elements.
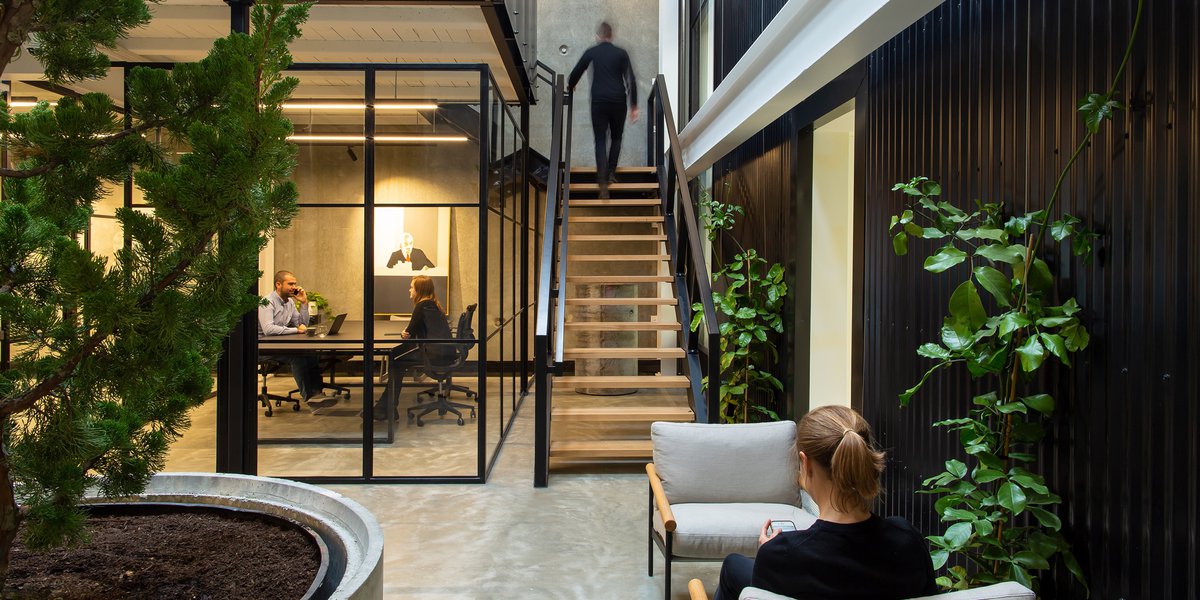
<box><xmin>647</xmin><ymin>421</ymin><xmax>818</xmax><ymax>600</ymax></box>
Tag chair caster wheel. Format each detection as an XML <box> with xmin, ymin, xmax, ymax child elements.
<box><xmin>417</xmin><ymin>419</ymin><xmax>425</xmax><ymax>427</ymax></box>
<box><xmin>470</xmin><ymin>410</ymin><xmax>476</xmax><ymax>419</ymax></box>
<box><xmin>275</xmin><ymin>400</ymin><xmax>282</xmax><ymax>407</ymax></box>
<box><xmin>265</xmin><ymin>410</ymin><xmax>273</xmax><ymax>417</ymax></box>
<box><xmin>292</xmin><ymin>403</ymin><xmax>301</xmax><ymax>411</ymax></box>
<box><xmin>457</xmin><ymin>417</ymin><xmax>465</xmax><ymax>426</ymax></box>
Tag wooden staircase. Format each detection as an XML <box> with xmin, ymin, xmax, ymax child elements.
<box><xmin>549</xmin><ymin>166</ymin><xmax>695</xmax><ymax>466</ymax></box>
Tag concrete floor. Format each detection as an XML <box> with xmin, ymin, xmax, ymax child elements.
<box><xmin>164</xmin><ymin>380</ymin><xmax>720</xmax><ymax>599</ymax></box>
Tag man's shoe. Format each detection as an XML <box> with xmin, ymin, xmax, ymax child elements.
<box><xmin>598</xmin><ymin>181</ymin><xmax>609</xmax><ymax>199</ymax></box>
<box><xmin>607</xmin><ymin>171</ymin><xmax>618</xmax><ymax>184</ymax></box>
<box><xmin>306</xmin><ymin>396</ymin><xmax>338</xmax><ymax>410</ymax></box>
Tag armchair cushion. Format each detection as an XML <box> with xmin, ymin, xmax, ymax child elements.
<box><xmin>654</xmin><ymin>503</ymin><xmax>817</xmax><ymax>559</ymax></box>
<box><xmin>738</xmin><ymin>582</ymin><xmax>1035</xmax><ymax>600</ymax></box>
<box><xmin>652</xmin><ymin>421</ymin><xmax>801</xmax><ymax>504</ymax></box>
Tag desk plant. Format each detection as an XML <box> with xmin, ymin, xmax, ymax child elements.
<box><xmin>690</xmin><ymin>192</ymin><xmax>787</xmax><ymax>423</ymax></box>
<box><xmin>0</xmin><ymin>0</ymin><xmax>311</xmax><ymax>584</ymax></box>
<box><xmin>887</xmin><ymin>1</ymin><xmax>1142</xmax><ymax>593</ymax></box>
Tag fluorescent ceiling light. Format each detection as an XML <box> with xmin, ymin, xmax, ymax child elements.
<box><xmin>287</xmin><ymin>134</ymin><xmax>469</xmax><ymax>143</ymax></box>
<box><xmin>7</xmin><ymin>100</ymin><xmax>57</xmax><ymax>108</ymax></box>
<box><xmin>375</xmin><ymin>135</ymin><xmax>467</xmax><ymax>142</ymax></box>
<box><xmin>281</xmin><ymin>102</ymin><xmax>438</xmax><ymax>111</ymax></box>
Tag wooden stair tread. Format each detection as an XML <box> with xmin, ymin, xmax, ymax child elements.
<box><xmin>564</xmin><ymin>347</ymin><xmax>686</xmax><ymax>358</ymax></box>
<box><xmin>570</xmin><ymin>199</ymin><xmax>660</xmax><ymax>207</ymax></box>
<box><xmin>552</xmin><ymin>406</ymin><xmax>694</xmax><ymax>421</ymax></box>
<box><xmin>565</xmin><ymin>321</ymin><xmax>681</xmax><ymax>331</ymax></box>
<box><xmin>566</xmin><ymin>275</ymin><xmax>672</xmax><ymax>283</ymax></box>
<box><xmin>557</xmin><ymin>375</ymin><xmax>690</xmax><ymax>387</ymax></box>
<box><xmin>571</xmin><ymin>182</ymin><xmax>658</xmax><ymax>191</ymax></box>
<box><xmin>565</xmin><ymin>297</ymin><xmax>677</xmax><ymax>305</ymax></box>
<box><xmin>571</xmin><ymin>166</ymin><xmax>656</xmax><ymax>173</ymax></box>
<box><xmin>550</xmin><ymin>440</ymin><xmax>654</xmax><ymax>459</ymax></box>
<box><xmin>569</xmin><ymin>254</ymin><xmax>670</xmax><ymax>261</ymax></box>
<box><xmin>570</xmin><ymin>234</ymin><xmax>667</xmax><ymax>241</ymax></box>
<box><xmin>568</xmin><ymin>216</ymin><xmax>664</xmax><ymax>223</ymax></box>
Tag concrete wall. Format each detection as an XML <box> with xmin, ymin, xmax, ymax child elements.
<box><xmin>531</xmin><ymin>1</ymin><xmax>659</xmax><ymax>168</ymax></box>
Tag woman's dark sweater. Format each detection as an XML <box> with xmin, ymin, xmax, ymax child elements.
<box><xmin>752</xmin><ymin>515</ymin><xmax>938</xmax><ymax>599</ymax></box>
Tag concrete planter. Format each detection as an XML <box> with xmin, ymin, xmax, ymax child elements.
<box><xmin>86</xmin><ymin>472</ymin><xmax>383</xmax><ymax>600</ymax></box>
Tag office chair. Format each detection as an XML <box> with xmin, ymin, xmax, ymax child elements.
<box><xmin>407</xmin><ymin>303</ymin><xmax>478</xmax><ymax>427</ymax></box>
<box><xmin>258</xmin><ymin>357</ymin><xmax>300</xmax><ymax>417</ymax></box>
<box><xmin>415</xmin><ymin>304</ymin><xmax>479</xmax><ymax>405</ymax></box>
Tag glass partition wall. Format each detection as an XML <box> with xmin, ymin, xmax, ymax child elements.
<box><xmin>55</xmin><ymin>63</ymin><xmax>532</xmax><ymax>483</ymax></box>
<box><xmin>253</xmin><ymin>64</ymin><xmax>529</xmax><ymax>482</ymax></box>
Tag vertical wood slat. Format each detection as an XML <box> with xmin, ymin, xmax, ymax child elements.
<box><xmin>701</xmin><ymin>0</ymin><xmax>1198</xmax><ymax>597</ymax></box>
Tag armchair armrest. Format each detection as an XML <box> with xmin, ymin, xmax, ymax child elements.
<box><xmin>688</xmin><ymin>578</ymin><xmax>709</xmax><ymax>600</ymax></box>
<box><xmin>646</xmin><ymin>463</ymin><xmax>676</xmax><ymax>532</ymax></box>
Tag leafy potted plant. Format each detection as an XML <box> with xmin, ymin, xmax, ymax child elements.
<box><xmin>885</xmin><ymin>1</ymin><xmax>1142</xmax><ymax>592</ymax></box>
<box><xmin>690</xmin><ymin>190</ymin><xmax>788</xmax><ymax>423</ymax></box>
<box><xmin>0</xmin><ymin>2</ymin><xmax>379</xmax><ymax>597</ymax></box>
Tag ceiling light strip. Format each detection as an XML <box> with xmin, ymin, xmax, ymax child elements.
<box><xmin>287</xmin><ymin>134</ymin><xmax>468</xmax><ymax>143</ymax></box>
<box><xmin>281</xmin><ymin>103</ymin><xmax>438</xmax><ymax>111</ymax></box>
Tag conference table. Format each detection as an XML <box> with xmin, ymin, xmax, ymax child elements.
<box><xmin>257</xmin><ymin>319</ymin><xmax>415</xmax><ymax>444</ymax></box>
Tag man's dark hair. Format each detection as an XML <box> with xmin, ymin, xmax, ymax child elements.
<box><xmin>597</xmin><ymin>22</ymin><xmax>612</xmax><ymax>39</ymax></box>
<box><xmin>274</xmin><ymin>270</ymin><xmax>294</xmax><ymax>286</ymax></box>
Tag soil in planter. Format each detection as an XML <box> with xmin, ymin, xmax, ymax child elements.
<box><xmin>4</xmin><ymin>511</ymin><xmax>320</xmax><ymax>600</ymax></box>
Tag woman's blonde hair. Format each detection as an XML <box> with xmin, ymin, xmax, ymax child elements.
<box><xmin>796</xmin><ymin>405</ymin><xmax>886</xmax><ymax>513</ymax></box>
<box><xmin>411</xmin><ymin>275</ymin><xmax>443</xmax><ymax>312</ymax></box>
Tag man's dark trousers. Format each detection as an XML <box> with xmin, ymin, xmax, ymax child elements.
<box><xmin>591</xmin><ymin>101</ymin><xmax>626</xmax><ymax>186</ymax></box>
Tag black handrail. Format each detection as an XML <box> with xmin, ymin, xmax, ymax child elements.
<box><xmin>534</xmin><ymin>72</ymin><xmax>567</xmax><ymax>487</ymax></box>
<box><xmin>647</xmin><ymin>74</ymin><xmax>721</xmax><ymax>424</ymax></box>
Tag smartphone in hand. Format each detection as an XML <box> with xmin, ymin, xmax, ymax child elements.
<box><xmin>766</xmin><ymin>520</ymin><xmax>797</xmax><ymax>536</ymax></box>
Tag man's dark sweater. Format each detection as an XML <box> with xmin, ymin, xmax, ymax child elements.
<box><xmin>568</xmin><ymin>41</ymin><xmax>637</xmax><ymax>107</ymax></box>
<box><xmin>752</xmin><ymin>515</ymin><xmax>938</xmax><ymax>599</ymax></box>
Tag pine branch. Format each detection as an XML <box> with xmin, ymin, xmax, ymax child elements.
<box><xmin>0</xmin><ymin>230</ymin><xmax>215</xmax><ymax>418</ymax></box>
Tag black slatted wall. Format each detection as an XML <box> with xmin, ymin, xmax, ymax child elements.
<box><xmin>706</xmin><ymin>0</ymin><xmax>1199</xmax><ymax>597</ymax></box>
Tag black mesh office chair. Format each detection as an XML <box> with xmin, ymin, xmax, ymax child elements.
<box><xmin>258</xmin><ymin>357</ymin><xmax>300</xmax><ymax>417</ymax></box>
<box><xmin>407</xmin><ymin>303</ymin><xmax>478</xmax><ymax>427</ymax></box>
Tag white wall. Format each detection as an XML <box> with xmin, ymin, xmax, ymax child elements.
<box><xmin>807</xmin><ymin>103</ymin><xmax>855</xmax><ymax>410</ymax></box>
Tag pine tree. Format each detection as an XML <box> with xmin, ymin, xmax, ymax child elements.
<box><xmin>0</xmin><ymin>0</ymin><xmax>312</xmax><ymax>583</ymax></box>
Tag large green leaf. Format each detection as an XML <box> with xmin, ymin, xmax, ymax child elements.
<box><xmin>1028</xmin><ymin>506</ymin><xmax>1063</xmax><ymax>531</ymax></box>
<box><xmin>930</xmin><ymin>549</ymin><xmax>950</xmax><ymax>570</ymax></box>
<box><xmin>1015</xmin><ymin>550</ymin><xmax>1051</xmax><ymax>571</ymax></box>
<box><xmin>945</xmin><ymin>459</ymin><xmax>968</xmax><ymax>478</ymax></box>
<box><xmin>997</xmin><ymin>481</ymin><xmax>1028</xmax><ymax>515</ymax></box>
<box><xmin>924</xmin><ymin>246</ymin><xmax>968</xmax><ymax>273</ymax></box>
<box><xmin>1040</xmin><ymin>332</ymin><xmax>1071</xmax><ymax>366</ymax></box>
<box><xmin>943</xmin><ymin>522</ymin><xmax>973</xmax><ymax>549</ymax></box>
<box><xmin>735</xmin><ymin>307</ymin><xmax>756</xmax><ymax>319</ymax></box>
<box><xmin>973</xmin><ymin>469</ymin><xmax>1006</xmax><ymax>484</ymax></box>
<box><xmin>1062</xmin><ymin>322</ymin><xmax>1091</xmax><ymax>352</ymax></box>
<box><xmin>1029</xmin><ymin>258</ymin><xmax>1054</xmax><ymax>292</ymax></box>
<box><xmin>974</xmin><ymin>266</ymin><xmax>1012</xmax><ymax>307</ymax></box>
<box><xmin>893</xmin><ymin>231</ymin><xmax>908</xmax><ymax>255</ymax></box>
<box><xmin>941</xmin><ymin>322</ymin><xmax>973</xmax><ymax>350</ymax></box>
<box><xmin>917</xmin><ymin>343</ymin><xmax>951</xmax><ymax>360</ymax></box>
<box><xmin>1016</xmin><ymin>336</ymin><xmax>1047</xmax><ymax>372</ymax></box>
<box><xmin>977</xmin><ymin>243</ymin><xmax>1024</xmax><ymax>264</ymax></box>
<box><xmin>997</xmin><ymin>312</ymin><xmax>1031</xmax><ymax>339</ymax></box>
<box><xmin>1021</xmin><ymin>393</ymin><xmax>1055</xmax><ymax>415</ymax></box>
<box><xmin>949</xmin><ymin>280</ymin><xmax>987</xmax><ymax>331</ymax></box>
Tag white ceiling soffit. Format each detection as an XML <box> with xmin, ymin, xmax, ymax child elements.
<box><xmin>678</xmin><ymin>0</ymin><xmax>942</xmax><ymax>178</ymax></box>
<box><xmin>4</xmin><ymin>1</ymin><xmax>516</xmax><ymax>103</ymax></box>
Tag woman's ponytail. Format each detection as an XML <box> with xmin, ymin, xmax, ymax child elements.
<box><xmin>796</xmin><ymin>406</ymin><xmax>886</xmax><ymax>513</ymax></box>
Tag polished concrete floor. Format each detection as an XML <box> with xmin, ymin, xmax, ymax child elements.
<box><xmin>164</xmin><ymin>380</ymin><xmax>719</xmax><ymax>599</ymax></box>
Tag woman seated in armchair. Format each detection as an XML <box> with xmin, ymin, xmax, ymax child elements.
<box><xmin>715</xmin><ymin>406</ymin><xmax>938</xmax><ymax>600</ymax></box>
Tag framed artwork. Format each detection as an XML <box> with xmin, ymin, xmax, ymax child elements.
<box><xmin>372</xmin><ymin>207</ymin><xmax>451</xmax><ymax>315</ymax></box>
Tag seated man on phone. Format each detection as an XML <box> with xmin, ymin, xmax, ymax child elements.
<box><xmin>258</xmin><ymin>270</ymin><xmax>337</xmax><ymax>410</ymax></box>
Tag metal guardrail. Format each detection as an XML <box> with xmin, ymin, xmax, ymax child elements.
<box><xmin>647</xmin><ymin>74</ymin><xmax>721</xmax><ymax>425</ymax></box>
<box><xmin>533</xmin><ymin>66</ymin><xmax>569</xmax><ymax>487</ymax></box>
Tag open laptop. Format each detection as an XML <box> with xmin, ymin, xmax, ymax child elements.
<box><xmin>325</xmin><ymin>313</ymin><xmax>348</xmax><ymax>335</ymax></box>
